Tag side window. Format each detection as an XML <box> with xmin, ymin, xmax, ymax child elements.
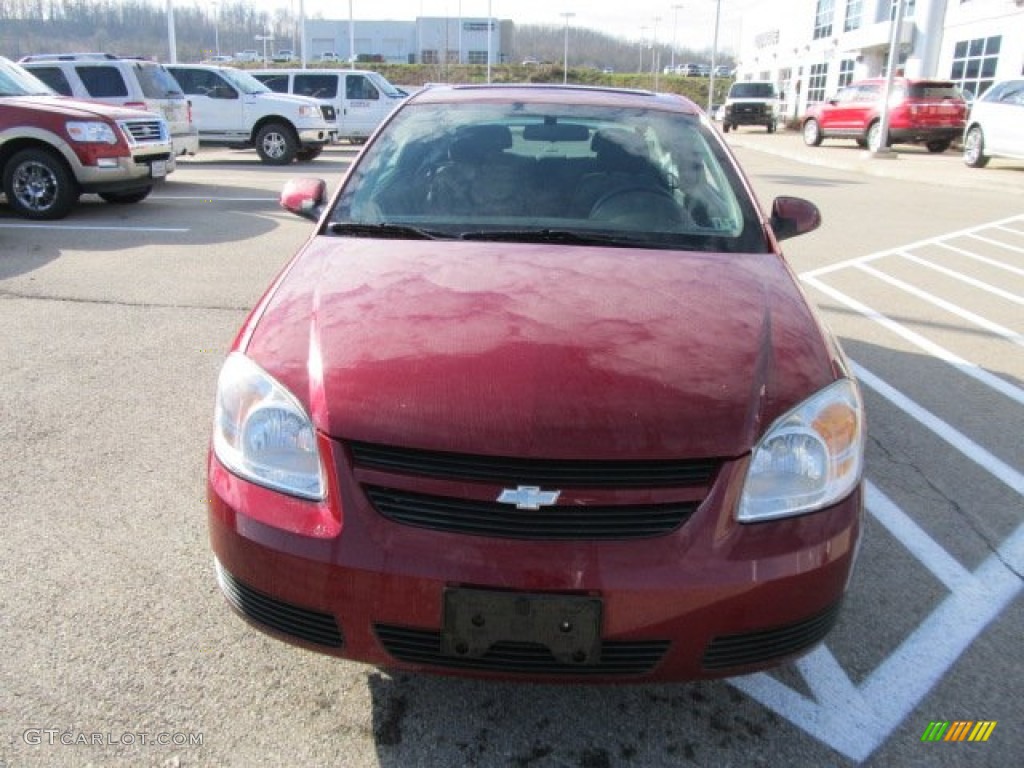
<box><xmin>27</xmin><ymin>66</ymin><xmax>73</xmax><ymax>96</ymax></box>
<box><xmin>75</xmin><ymin>66</ymin><xmax>129</xmax><ymax>98</ymax></box>
<box><xmin>857</xmin><ymin>84</ymin><xmax>882</xmax><ymax>101</ymax></box>
<box><xmin>999</xmin><ymin>82</ymin><xmax>1024</xmax><ymax>106</ymax></box>
<box><xmin>346</xmin><ymin>75</ymin><xmax>379</xmax><ymax>101</ymax></box>
<box><xmin>835</xmin><ymin>87</ymin><xmax>856</xmax><ymax>103</ymax></box>
<box><xmin>254</xmin><ymin>74</ymin><xmax>289</xmax><ymax>93</ymax></box>
<box><xmin>295</xmin><ymin>75</ymin><xmax>338</xmax><ymax>99</ymax></box>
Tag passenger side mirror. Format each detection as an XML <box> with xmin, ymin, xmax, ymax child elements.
<box><xmin>280</xmin><ymin>177</ymin><xmax>328</xmax><ymax>222</ymax></box>
<box><xmin>770</xmin><ymin>196</ymin><xmax>821</xmax><ymax>241</ymax></box>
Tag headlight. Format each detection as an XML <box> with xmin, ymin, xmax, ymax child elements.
<box><xmin>212</xmin><ymin>353</ymin><xmax>325</xmax><ymax>500</ymax></box>
<box><xmin>297</xmin><ymin>105</ymin><xmax>315</xmax><ymax>118</ymax></box>
<box><xmin>737</xmin><ymin>379</ymin><xmax>864</xmax><ymax>523</ymax></box>
<box><xmin>65</xmin><ymin>121</ymin><xmax>118</xmax><ymax>145</ymax></box>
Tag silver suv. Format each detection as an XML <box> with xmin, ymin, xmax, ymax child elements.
<box><xmin>19</xmin><ymin>53</ymin><xmax>198</xmax><ymax>158</ymax></box>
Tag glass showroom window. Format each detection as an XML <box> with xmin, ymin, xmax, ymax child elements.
<box><xmin>813</xmin><ymin>0</ymin><xmax>834</xmax><ymax>40</ymax></box>
<box><xmin>950</xmin><ymin>36</ymin><xmax>1000</xmax><ymax>99</ymax></box>
<box><xmin>807</xmin><ymin>62</ymin><xmax>829</xmax><ymax>103</ymax></box>
<box><xmin>838</xmin><ymin>59</ymin><xmax>855</xmax><ymax>88</ymax></box>
<box><xmin>844</xmin><ymin>0</ymin><xmax>862</xmax><ymax>32</ymax></box>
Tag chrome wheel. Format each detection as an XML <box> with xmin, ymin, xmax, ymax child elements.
<box><xmin>2</xmin><ymin>148</ymin><xmax>78</xmax><ymax>219</ymax></box>
<box><xmin>963</xmin><ymin>126</ymin><xmax>989</xmax><ymax>168</ymax></box>
<box><xmin>802</xmin><ymin>119</ymin><xmax>822</xmax><ymax>146</ymax></box>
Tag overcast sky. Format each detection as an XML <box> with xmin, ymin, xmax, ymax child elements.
<box><xmin>244</xmin><ymin>1</ymin><xmax>754</xmax><ymax>50</ymax></box>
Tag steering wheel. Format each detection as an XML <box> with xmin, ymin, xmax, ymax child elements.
<box><xmin>588</xmin><ymin>186</ymin><xmax>688</xmax><ymax>229</ymax></box>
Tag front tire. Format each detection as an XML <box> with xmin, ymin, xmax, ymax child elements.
<box><xmin>2</xmin><ymin>148</ymin><xmax>80</xmax><ymax>220</ymax></box>
<box><xmin>722</xmin><ymin>122</ymin><xmax>731</xmax><ymax>133</ymax></box>
<box><xmin>99</xmin><ymin>187</ymin><xmax>152</xmax><ymax>204</ymax></box>
<box><xmin>255</xmin><ymin>122</ymin><xmax>299</xmax><ymax>165</ymax></box>
<box><xmin>766</xmin><ymin>120</ymin><xmax>776</xmax><ymax>134</ymax></box>
<box><xmin>963</xmin><ymin>126</ymin><xmax>989</xmax><ymax>168</ymax></box>
<box><xmin>867</xmin><ymin>121</ymin><xmax>888</xmax><ymax>152</ymax></box>
<box><xmin>802</xmin><ymin>119</ymin><xmax>822</xmax><ymax>146</ymax></box>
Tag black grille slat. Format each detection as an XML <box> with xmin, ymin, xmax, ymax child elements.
<box><xmin>349</xmin><ymin>441</ymin><xmax>719</xmax><ymax>489</ymax></box>
<box><xmin>367</xmin><ymin>487</ymin><xmax>696</xmax><ymax>540</ymax></box>
<box><xmin>375</xmin><ymin>624</ymin><xmax>668</xmax><ymax>676</ymax></box>
<box><xmin>702</xmin><ymin>601</ymin><xmax>841</xmax><ymax>670</ymax></box>
<box><xmin>215</xmin><ymin>561</ymin><xmax>343</xmax><ymax>648</ymax></box>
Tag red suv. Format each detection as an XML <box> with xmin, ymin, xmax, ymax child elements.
<box><xmin>802</xmin><ymin>77</ymin><xmax>967</xmax><ymax>153</ymax></box>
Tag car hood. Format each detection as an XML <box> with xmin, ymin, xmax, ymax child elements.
<box><xmin>3</xmin><ymin>95</ymin><xmax>156</xmax><ymax>120</ymax></box>
<box><xmin>244</xmin><ymin>239</ymin><xmax>837</xmax><ymax>460</ymax></box>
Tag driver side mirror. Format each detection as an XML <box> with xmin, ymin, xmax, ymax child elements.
<box><xmin>770</xmin><ymin>196</ymin><xmax>821</xmax><ymax>241</ymax></box>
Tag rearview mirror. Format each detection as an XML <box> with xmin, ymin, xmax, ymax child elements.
<box><xmin>280</xmin><ymin>177</ymin><xmax>328</xmax><ymax>222</ymax></box>
<box><xmin>770</xmin><ymin>196</ymin><xmax>821</xmax><ymax>241</ymax></box>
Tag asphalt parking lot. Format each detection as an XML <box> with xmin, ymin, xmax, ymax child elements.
<box><xmin>1</xmin><ymin>136</ymin><xmax>1021</xmax><ymax>767</ymax></box>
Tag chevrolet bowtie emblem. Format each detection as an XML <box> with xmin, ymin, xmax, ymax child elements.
<box><xmin>496</xmin><ymin>486</ymin><xmax>561</xmax><ymax>510</ymax></box>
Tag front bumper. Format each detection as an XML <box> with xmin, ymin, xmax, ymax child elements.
<box><xmin>207</xmin><ymin>442</ymin><xmax>862</xmax><ymax>682</ymax></box>
<box><xmin>296</xmin><ymin>126</ymin><xmax>331</xmax><ymax>146</ymax></box>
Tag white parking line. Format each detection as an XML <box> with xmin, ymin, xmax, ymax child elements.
<box><xmin>801</xmin><ymin>214</ymin><xmax>1024</xmax><ymax>279</ymax></box>
<box><xmin>899</xmin><ymin>251</ymin><xmax>1024</xmax><ymax>307</ymax></box>
<box><xmin>968</xmin><ymin>232</ymin><xmax>1024</xmax><ymax>255</ymax></box>
<box><xmin>935</xmin><ymin>241</ymin><xmax>1024</xmax><ymax>277</ymax></box>
<box><xmin>803</xmin><ymin>274</ymin><xmax>1024</xmax><ymax>407</ymax></box>
<box><xmin>742</xmin><ymin>221</ymin><xmax>1024</xmax><ymax>763</ymax></box>
<box><xmin>855</xmin><ymin>262</ymin><xmax>1024</xmax><ymax>349</ymax></box>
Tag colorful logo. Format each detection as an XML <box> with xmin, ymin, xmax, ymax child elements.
<box><xmin>921</xmin><ymin>721</ymin><xmax>997</xmax><ymax>742</ymax></box>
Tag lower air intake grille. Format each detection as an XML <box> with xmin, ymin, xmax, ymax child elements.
<box><xmin>702</xmin><ymin>601</ymin><xmax>842</xmax><ymax>670</ymax></box>
<box><xmin>367</xmin><ymin>486</ymin><xmax>697</xmax><ymax>540</ymax></box>
<box><xmin>215</xmin><ymin>560</ymin><xmax>343</xmax><ymax>648</ymax></box>
<box><xmin>375</xmin><ymin>624</ymin><xmax>668</xmax><ymax>676</ymax></box>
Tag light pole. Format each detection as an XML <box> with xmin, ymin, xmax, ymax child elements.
<box><xmin>486</xmin><ymin>0</ymin><xmax>493</xmax><ymax>83</ymax></box>
<box><xmin>349</xmin><ymin>0</ymin><xmax>355</xmax><ymax>69</ymax></box>
<box><xmin>211</xmin><ymin>2</ymin><xmax>220</xmax><ymax>57</ymax></box>
<box><xmin>707</xmin><ymin>0</ymin><xmax>722</xmax><ymax>113</ymax></box>
<box><xmin>652</xmin><ymin>15</ymin><xmax>661</xmax><ymax>89</ymax></box>
<box><xmin>639</xmin><ymin>26</ymin><xmax>649</xmax><ymax>73</ymax></box>
<box><xmin>670</xmin><ymin>4</ymin><xmax>683</xmax><ymax>72</ymax></box>
<box><xmin>561</xmin><ymin>12</ymin><xmax>575</xmax><ymax>84</ymax></box>
<box><xmin>165</xmin><ymin>0</ymin><xmax>177</xmax><ymax>64</ymax></box>
<box><xmin>873</xmin><ymin>0</ymin><xmax>907</xmax><ymax>157</ymax></box>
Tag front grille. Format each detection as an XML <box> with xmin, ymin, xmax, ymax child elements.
<box><xmin>375</xmin><ymin>624</ymin><xmax>669</xmax><ymax>676</ymax></box>
<box><xmin>702</xmin><ymin>601</ymin><xmax>841</xmax><ymax>670</ymax></box>
<box><xmin>349</xmin><ymin>441</ymin><xmax>720</xmax><ymax>489</ymax></box>
<box><xmin>320</xmin><ymin>105</ymin><xmax>337</xmax><ymax>121</ymax></box>
<box><xmin>119</xmin><ymin>119</ymin><xmax>168</xmax><ymax>145</ymax></box>
<box><xmin>367</xmin><ymin>486</ymin><xmax>697</xmax><ymax>540</ymax></box>
<box><xmin>214</xmin><ymin>560</ymin><xmax>343</xmax><ymax>648</ymax></box>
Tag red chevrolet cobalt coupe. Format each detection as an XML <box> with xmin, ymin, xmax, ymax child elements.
<box><xmin>208</xmin><ymin>85</ymin><xmax>865</xmax><ymax>681</ymax></box>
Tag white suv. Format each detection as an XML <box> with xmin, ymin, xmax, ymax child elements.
<box><xmin>165</xmin><ymin>64</ymin><xmax>332</xmax><ymax>164</ymax></box>
<box><xmin>963</xmin><ymin>78</ymin><xmax>1024</xmax><ymax>168</ymax></box>
<box><xmin>19</xmin><ymin>53</ymin><xmax>198</xmax><ymax>157</ymax></box>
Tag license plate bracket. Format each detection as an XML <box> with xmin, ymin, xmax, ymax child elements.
<box><xmin>150</xmin><ymin>160</ymin><xmax>167</xmax><ymax>178</ymax></box>
<box><xmin>442</xmin><ymin>588</ymin><xmax>602</xmax><ymax>666</ymax></box>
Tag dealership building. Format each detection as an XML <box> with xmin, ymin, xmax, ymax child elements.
<box><xmin>304</xmin><ymin>16</ymin><xmax>511</xmax><ymax>65</ymax></box>
<box><xmin>733</xmin><ymin>0</ymin><xmax>1024</xmax><ymax>118</ymax></box>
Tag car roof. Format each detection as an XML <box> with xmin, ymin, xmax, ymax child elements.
<box><xmin>407</xmin><ymin>84</ymin><xmax>701</xmax><ymax>115</ymax></box>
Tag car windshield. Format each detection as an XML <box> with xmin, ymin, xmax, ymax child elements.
<box><xmin>134</xmin><ymin>62</ymin><xmax>185</xmax><ymax>99</ymax></box>
<box><xmin>369</xmin><ymin>73</ymin><xmax>403</xmax><ymax>98</ymax></box>
<box><xmin>218</xmin><ymin>67</ymin><xmax>271</xmax><ymax>95</ymax></box>
<box><xmin>0</xmin><ymin>57</ymin><xmax>55</xmax><ymax>97</ymax></box>
<box><xmin>730</xmin><ymin>83</ymin><xmax>775</xmax><ymax>99</ymax></box>
<box><xmin>331</xmin><ymin>99</ymin><xmax>768</xmax><ymax>253</ymax></box>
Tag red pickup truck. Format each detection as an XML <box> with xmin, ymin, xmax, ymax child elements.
<box><xmin>1</xmin><ymin>55</ymin><xmax>175</xmax><ymax>219</ymax></box>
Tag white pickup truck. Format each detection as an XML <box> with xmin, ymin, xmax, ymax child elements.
<box><xmin>165</xmin><ymin>64</ymin><xmax>332</xmax><ymax>163</ymax></box>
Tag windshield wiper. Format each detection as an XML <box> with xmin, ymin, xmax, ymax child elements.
<box><xmin>328</xmin><ymin>222</ymin><xmax>444</xmax><ymax>240</ymax></box>
<box><xmin>458</xmin><ymin>228</ymin><xmax>643</xmax><ymax>247</ymax></box>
